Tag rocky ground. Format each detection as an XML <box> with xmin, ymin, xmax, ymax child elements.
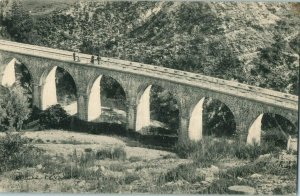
<box><xmin>0</xmin><ymin>130</ymin><xmax>297</xmax><ymax>194</ymax></box>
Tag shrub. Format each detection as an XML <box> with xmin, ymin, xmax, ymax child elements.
<box><xmin>219</xmin><ymin>156</ymin><xmax>296</xmax><ymax>180</ymax></box>
<box><xmin>128</xmin><ymin>156</ymin><xmax>142</xmax><ymax>162</ymax></box>
<box><xmin>124</xmin><ymin>173</ymin><xmax>140</xmax><ymax>184</ymax></box>
<box><xmin>0</xmin><ymin>133</ymin><xmax>41</xmax><ymax>172</ymax></box>
<box><xmin>175</xmin><ymin>135</ymin><xmax>286</xmax><ymax>164</ymax></box>
<box><xmin>91</xmin><ymin>176</ymin><xmax>122</xmax><ymax>193</ymax></box>
<box><xmin>273</xmin><ymin>185</ymin><xmax>296</xmax><ymax>194</ymax></box>
<box><xmin>234</xmin><ymin>142</ymin><xmax>261</xmax><ymax>160</ymax></box>
<box><xmin>63</xmin><ymin>165</ymin><xmax>102</xmax><ymax>180</ymax></box>
<box><xmin>174</xmin><ymin>140</ymin><xmax>199</xmax><ymax>158</ymax></box>
<box><xmin>109</xmin><ymin>162</ymin><xmax>127</xmax><ymax>172</ymax></box>
<box><xmin>158</xmin><ymin>163</ymin><xmax>204</xmax><ymax>184</ymax></box>
<box><xmin>0</xmin><ymin>84</ymin><xmax>31</xmax><ymax>131</ymax></box>
<box><xmin>139</xmin><ymin>126</ymin><xmax>177</xmax><ymax>136</ymax></box>
<box><xmin>39</xmin><ymin>104</ymin><xmax>70</xmax><ymax>129</ymax></box>
<box><xmin>175</xmin><ymin>137</ymin><xmax>235</xmax><ymax>167</ymax></box>
<box><xmin>96</xmin><ymin>146</ymin><xmax>126</xmax><ymax>160</ymax></box>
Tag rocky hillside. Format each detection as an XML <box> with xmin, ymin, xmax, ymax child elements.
<box><xmin>0</xmin><ymin>1</ymin><xmax>299</xmax><ymax>94</ymax></box>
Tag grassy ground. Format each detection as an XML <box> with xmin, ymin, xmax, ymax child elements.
<box><xmin>0</xmin><ymin>130</ymin><xmax>297</xmax><ymax>194</ymax></box>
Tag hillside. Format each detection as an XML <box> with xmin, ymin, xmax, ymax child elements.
<box><xmin>0</xmin><ymin>1</ymin><xmax>299</xmax><ymax>95</ymax></box>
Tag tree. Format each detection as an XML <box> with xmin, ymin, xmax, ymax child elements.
<box><xmin>2</xmin><ymin>0</ymin><xmax>34</xmax><ymax>42</ymax></box>
<box><xmin>0</xmin><ymin>83</ymin><xmax>31</xmax><ymax>131</ymax></box>
<box><xmin>39</xmin><ymin>104</ymin><xmax>69</xmax><ymax>129</ymax></box>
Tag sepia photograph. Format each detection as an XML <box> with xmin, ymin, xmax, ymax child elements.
<box><xmin>0</xmin><ymin>0</ymin><xmax>299</xmax><ymax>194</ymax></box>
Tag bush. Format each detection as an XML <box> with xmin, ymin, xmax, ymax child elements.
<box><xmin>96</xmin><ymin>146</ymin><xmax>126</xmax><ymax>160</ymax></box>
<box><xmin>109</xmin><ymin>162</ymin><xmax>127</xmax><ymax>172</ymax></box>
<box><xmin>234</xmin><ymin>142</ymin><xmax>261</xmax><ymax>160</ymax></box>
<box><xmin>63</xmin><ymin>165</ymin><xmax>101</xmax><ymax>180</ymax></box>
<box><xmin>39</xmin><ymin>104</ymin><xmax>70</xmax><ymax>129</ymax></box>
<box><xmin>273</xmin><ymin>185</ymin><xmax>296</xmax><ymax>194</ymax></box>
<box><xmin>158</xmin><ymin>163</ymin><xmax>204</xmax><ymax>184</ymax></box>
<box><xmin>0</xmin><ymin>133</ymin><xmax>41</xmax><ymax>172</ymax></box>
<box><xmin>0</xmin><ymin>84</ymin><xmax>31</xmax><ymax>131</ymax></box>
<box><xmin>139</xmin><ymin>126</ymin><xmax>177</xmax><ymax>136</ymax></box>
<box><xmin>175</xmin><ymin>135</ymin><xmax>286</xmax><ymax>164</ymax></box>
<box><xmin>124</xmin><ymin>173</ymin><xmax>140</xmax><ymax>184</ymax></box>
<box><xmin>128</xmin><ymin>156</ymin><xmax>142</xmax><ymax>162</ymax></box>
<box><xmin>175</xmin><ymin>137</ymin><xmax>235</xmax><ymax>167</ymax></box>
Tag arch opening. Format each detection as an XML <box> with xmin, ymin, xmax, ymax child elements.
<box><xmin>247</xmin><ymin>113</ymin><xmax>297</xmax><ymax>150</ymax></box>
<box><xmin>136</xmin><ymin>84</ymin><xmax>179</xmax><ymax>137</ymax></box>
<box><xmin>188</xmin><ymin>97</ymin><xmax>236</xmax><ymax>141</ymax></box>
<box><xmin>41</xmin><ymin>66</ymin><xmax>77</xmax><ymax>115</ymax></box>
<box><xmin>87</xmin><ymin>75</ymin><xmax>126</xmax><ymax>124</ymax></box>
<box><xmin>1</xmin><ymin>58</ymin><xmax>32</xmax><ymax>105</ymax></box>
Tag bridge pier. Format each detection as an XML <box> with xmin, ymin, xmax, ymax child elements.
<box><xmin>77</xmin><ymin>93</ymin><xmax>88</xmax><ymax>121</ymax></box>
<box><xmin>178</xmin><ymin>115</ymin><xmax>190</xmax><ymax>145</ymax></box>
<box><xmin>126</xmin><ymin>98</ymin><xmax>136</xmax><ymax>131</ymax></box>
<box><xmin>32</xmin><ymin>83</ymin><xmax>42</xmax><ymax>109</ymax></box>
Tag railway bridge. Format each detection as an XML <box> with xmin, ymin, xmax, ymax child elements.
<box><xmin>0</xmin><ymin>39</ymin><xmax>298</xmax><ymax>144</ymax></box>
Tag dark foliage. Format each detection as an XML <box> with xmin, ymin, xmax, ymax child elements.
<box><xmin>203</xmin><ymin>98</ymin><xmax>236</xmax><ymax>137</ymax></box>
<box><xmin>0</xmin><ymin>133</ymin><xmax>42</xmax><ymax>172</ymax></box>
<box><xmin>150</xmin><ymin>85</ymin><xmax>179</xmax><ymax>130</ymax></box>
<box><xmin>158</xmin><ymin>163</ymin><xmax>204</xmax><ymax>184</ymax></box>
<box><xmin>39</xmin><ymin>104</ymin><xmax>70</xmax><ymax>129</ymax></box>
<box><xmin>55</xmin><ymin>67</ymin><xmax>77</xmax><ymax>105</ymax></box>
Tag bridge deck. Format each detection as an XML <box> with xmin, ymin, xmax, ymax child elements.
<box><xmin>0</xmin><ymin>39</ymin><xmax>298</xmax><ymax>111</ymax></box>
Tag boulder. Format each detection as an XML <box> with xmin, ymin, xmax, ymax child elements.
<box><xmin>36</xmin><ymin>164</ymin><xmax>43</xmax><ymax>170</ymax></box>
<box><xmin>250</xmin><ymin>173</ymin><xmax>262</xmax><ymax>178</ymax></box>
<box><xmin>228</xmin><ymin>185</ymin><xmax>256</xmax><ymax>194</ymax></box>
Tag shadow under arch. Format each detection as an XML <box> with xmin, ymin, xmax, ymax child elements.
<box><xmin>247</xmin><ymin>113</ymin><xmax>297</xmax><ymax>148</ymax></box>
<box><xmin>1</xmin><ymin>58</ymin><xmax>33</xmax><ymax>88</ymax></box>
<box><xmin>188</xmin><ymin>97</ymin><xmax>236</xmax><ymax>141</ymax></box>
<box><xmin>40</xmin><ymin>66</ymin><xmax>77</xmax><ymax>115</ymax></box>
<box><xmin>135</xmin><ymin>83</ymin><xmax>181</xmax><ymax>136</ymax></box>
<box><xmin>1</xmin><ymin>58</ymin><xmax>33</xmax><ymax>104</ymax></box>
<box><xmin>86</xmin><ymin>74</ymin><xmax>127</xmax><ymax>123</ymax></box>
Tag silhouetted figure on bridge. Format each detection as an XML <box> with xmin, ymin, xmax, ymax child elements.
<box><xmin>97</xmin><ymin>54</ymin><xmax>100</xmax><ymax>65</ymax></box>
<box><xmin>90</xmin><ymin>55</ymin><xmax>95</xmax><ymax>64</ymax></box>
<box><xmin>73</xmin><ymin>52</ymin><xmax>76</xmax><ymax>61</ymax></box>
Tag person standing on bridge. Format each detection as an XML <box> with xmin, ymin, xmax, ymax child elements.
<box><xmin>97</xmin><ymin>54</ymin><xmax>100</xmax><ymax>65</ymax></box>
<box><xmin>90</xmin><ymin>55</ymin><xmax>95</xmax><ymax>64</ymax></box>
<box><xmin>73</xmin><ymin>52</ymin><xmax>76</xmax><ymax>61</ymax></box>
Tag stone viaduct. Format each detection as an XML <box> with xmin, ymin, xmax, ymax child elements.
<box><xmin>0</xmin><ymin>39</ymin><xmax>298</xmax><ymax>144</ymax></box>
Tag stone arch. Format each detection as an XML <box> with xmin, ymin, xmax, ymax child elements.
<box><xmin>1</xmin><ymin>58</ymin><xmax>33</xmax><ymax>87</ymax></box>
<box><xmin>247</xmin><ymin>113</ymin><xmax>297</xmax><ymax>147</ymax></box>
<box><xmin>86</xmin><ymin>74</ymin><xmax>127</xmax><ymax>122</ymax></box>
<box><xmin>136</xmin><ymin>84</ymin><xmax>152</xmax><ymax>131</ymax></box>
<box><xmin>40</xmin><ymin>66</ymin><xmax>78</xmax><ymax>113</ymax></box>
<box><xmin>188</xmin><ymin>97</ymin><xmax>205</xmax><ymax>141</ymax></box>
<box><xmin>135</xmin><ymin>82</ymin><xmax>181</xmax><ymax>133</ymax></box>
<box><xmin>87</xmin><ymin>75</ymin><xmax>102</xmax><ymax>121</ymax></box>
<box><xmin>188</xmin><ymin>97</ymin><xmax>237</xmax><ymax>140</ymax></box>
